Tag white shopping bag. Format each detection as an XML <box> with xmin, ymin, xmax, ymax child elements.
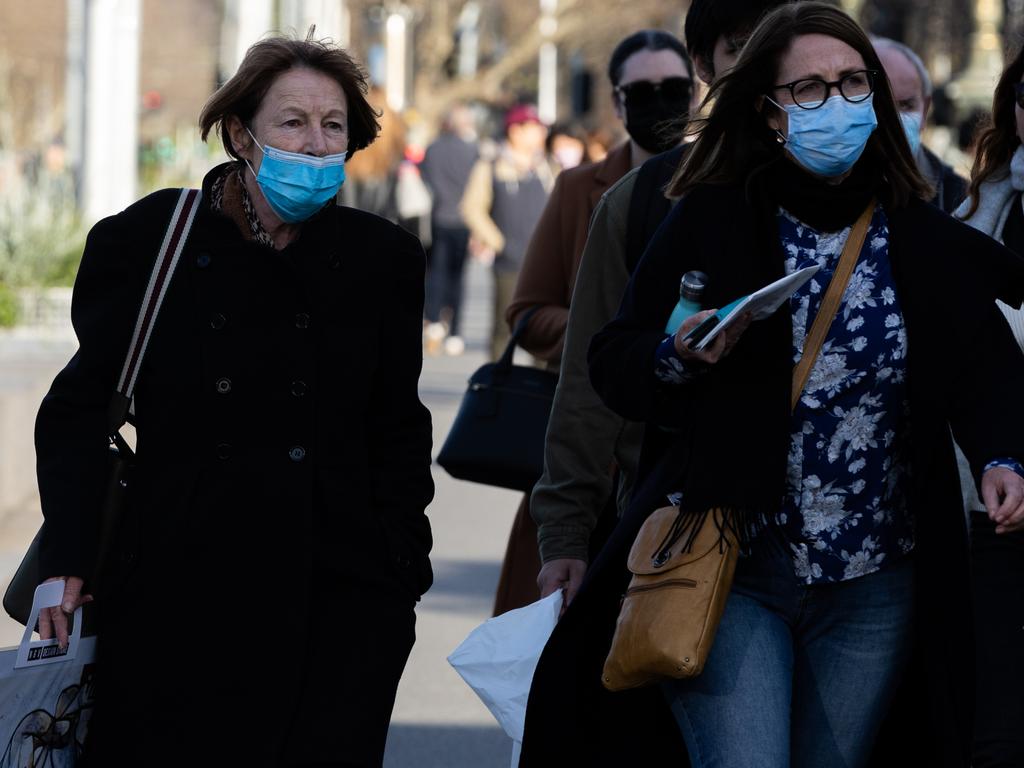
<box><xmin>447</xmin><ymin>590</ymin><xmax>562</xmax><ymax>767</ymax></box>
<box><xmin>0</xmin><ymin>581</ymin><xmax>98</xmax><ymax>767</ymax></box>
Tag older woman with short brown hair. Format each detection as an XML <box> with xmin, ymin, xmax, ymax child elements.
<box><xmin>34</xmin><ymin>33</ymin><xmax>433</xmax><ymax>766</ymax></box>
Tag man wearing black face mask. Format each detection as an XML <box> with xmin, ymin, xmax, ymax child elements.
<box><xmin>493</xmin><ymin>32</ymin><xmax>694</xmax><ymax>616</ymax></box>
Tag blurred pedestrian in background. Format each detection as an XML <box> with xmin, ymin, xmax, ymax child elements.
<box><xmin>873</xmin><ymin>37</ymin><xmax>967</xmax><ymax>212</ymax></box>
<box><xmin>546</xmin><ymin>122</ymin><xmax>589</xmax><ymax>171</ymax></box>
<box><xmin>524</xmin><ymin>4</ymin><xmax>1024</xmax><ymax>765</ymax></box>
<box><xmin>421</xmin><ymin>102</ymin><xmax>480</xmax><ymax>357</ymax></box>
<box><xmin>339</xmin><ymin>85</ymin><xmax>407</xmax><ymax>220</ymax></box>
<box><xmin>491</xmin><ymin>30</ymin><xmax>694</xmax><ymax>616</ymax></box>
<box><xmin>34</xmin><ymin>34</ymin><xmax>434</xmax><ymax>767</ymax></box>
<box><xmin>460</xmin><ymin>103</ymin><xmax>555</xmax><ymax>360</ymax></box>
<box><xmin>528</xmin><ymin>0</ymin><xmax>790</xmax><ymax>611</ymax></box>
<box><xmin>953</xmin><ymin>41</ymin><xmax>1024</xmax><ymax>767</ymax></box>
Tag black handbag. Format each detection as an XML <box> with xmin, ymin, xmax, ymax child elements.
<box><xmin>3</xmin><ymin>189</ymin><xmax>202</xmax><ymax>626</ymax></box>
<box><xmin>437</xmin><ymin>307</ymin><xmax>558</xmax><ymax>492</ymax></box>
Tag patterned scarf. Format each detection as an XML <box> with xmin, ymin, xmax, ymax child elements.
<box><xmin>210</xmin><ymin>163</ymin><xmax>276</xmax><ymax>249</ymax></box>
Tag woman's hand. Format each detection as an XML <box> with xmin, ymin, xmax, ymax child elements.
<box><xmin>981</xmin><ymin>467</ymin><xmax>1024</xmax><ymax>534</ymax></box>
<box><xmin>37</xmin><ymin>576</ymin><xmax>92</xmax><ymax>649</ymax></box>
<box><xmin>673</xmin><ymin>309</ymin><xmax>753</xmax><ymax>365</ymax></box>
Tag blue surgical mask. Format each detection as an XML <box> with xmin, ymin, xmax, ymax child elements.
<box><xmin>245</xmin><ymin>128</ymin><xmax>347</xmax><ymax>223</ymax></box>
<box><xmin>899</xmin><ymin>111</ymin><xmax>923</xmax><ymax>157</ymax></box>
<box><xmin>771</xmin><ymin>93</ymin><xmax>878</xmax><ymax>177</ymax></box>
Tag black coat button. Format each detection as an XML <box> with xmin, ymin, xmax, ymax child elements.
<box><xmin>330</xmin><ymin>255</ymin><xmax>342</xmax><ymax>269</ymax></box>
<box><xmin>288</xmin><ymin>446</ymin><xmax>307</xmax><ymax>462</ymax></box>
<box><xmin>291</xmin><ymin>380</ymin><xmax>308</xmax><ymax>397</ymax></box>
<box><xmin>210</xmin><ymin>313</ymin><xmax>227</xmax><ymax>330</ymax></box>
<box><xmin>196</xmin><ymin>252</ymin><xmax>212</xmax><ymax>268</ymax></box>
<box><xmin>294</xmin><ymin>313</ymin><xmax>311</xmax><ymax>329</ymax></box>
<box><xmin>216</xmin><ymin>443</ymin><xmax>231</xmax><ymax>460</ymax></box>
<box><xmin>215</xmin><ymin>377</ymin><xmax>232</xmax><ymax>394</ymax></box>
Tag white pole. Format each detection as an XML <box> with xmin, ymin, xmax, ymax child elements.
<box><xmin>82</xmin><ymin>0</ymin><xmax>140</xmax><ymax>224</ymax></box>
<box><xmin>538</xmin><ymin>0</ymin><xmax>557</xmax><ymax>123</ymax></box>
<box><xmin>65</xmin><ymin>0</ymin><xmax>86</xmax><ymax>204</ymax></box>
<box><xmin>385</xmin><ymin>11</ymin><xmax>408</xmax><ymax>112</ymax></box>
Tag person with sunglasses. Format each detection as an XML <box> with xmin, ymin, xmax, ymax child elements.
<box><xmin>519</xmin><ymin>0</ymin><xmax>793</xmax><ymax>624</ymax></box>
<box><xmin>953</xmin><ymin>43</ymin><xmax>1024</xmax><ymax>768</ymax></box>
<box><xmin>523</xmin><ymin>4</ymin><xmax>1024</xmax><ymax>767</ymax></box>
<box><xmin>492</xmin><ymin>31</ymin><xmax>694</xmax><ymax>616</ymax></box>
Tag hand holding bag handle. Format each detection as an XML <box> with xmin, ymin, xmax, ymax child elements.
<box><xmin>602</xmin><ymin>199</ymin><xmax>877</xmax><ymax>690</ymax></box>
<box><xmin>3</xmin><ymin>188</ymin><xmax>203</xmax><ymax>627</ymax></box>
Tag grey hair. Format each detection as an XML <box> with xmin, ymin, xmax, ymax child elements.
<box><xmin>872</xmin><ymin>36</ymin><xmax>933</xmax><ymax>100</ymax></box>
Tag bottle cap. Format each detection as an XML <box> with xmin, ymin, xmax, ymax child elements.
<box><xmin>680</xmin><ymin>270</ymin><xmax>708</xmax><ymax>302</ymax></box>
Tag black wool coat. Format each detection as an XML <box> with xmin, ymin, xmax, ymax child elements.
<box><xmin>520</xmin><ymin>182</ymin><xmax>1024</xmax><ymax>768</ymax></box>
<box><xmin>34</xmin><ymin>164</ymin><xmax>434</xmax><ymax>765</ymax></box>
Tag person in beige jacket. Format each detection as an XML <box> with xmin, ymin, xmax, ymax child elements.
<box><xmin>459</xmin><ymin>104</ymin><xmax>554</xmax><ymax>360</ymax></box>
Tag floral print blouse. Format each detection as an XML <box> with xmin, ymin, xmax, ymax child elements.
<box><xmin>654</xmin><ymin>205</ymin><xmax>1022</xmax><ymax>584</ymax></box>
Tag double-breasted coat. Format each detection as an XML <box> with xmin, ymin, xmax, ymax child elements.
<box><xmin>34</xmin><ymin>163</ymin><xmax>434</xmax><ymax>765</ymax></box>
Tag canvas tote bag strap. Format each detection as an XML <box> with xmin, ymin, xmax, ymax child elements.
<box><xmin>107</xmin><ymin>188</ymin><xmax>202</xmax><ymax>432</ymax></box>
<box><xmin>790</xmin><ymin>199</ymin><xmax>875</xmax><ymax>412</ymax></box>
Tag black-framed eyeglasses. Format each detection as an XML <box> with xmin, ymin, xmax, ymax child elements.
<box><xmin>615</xmin><ymin>77</ymin><xmax>693</xmax><ymax>105</ymax></box>
<box><xmin>1014</xmin><ymin>82</ymin><xmax>1024</xmax><ymax>109</ymax></box>
<box><xmin>771</xmin><ymin>69</ymin><xmax>878</xmax><ymax>110</ymax></box>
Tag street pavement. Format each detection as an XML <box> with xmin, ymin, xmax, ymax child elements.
<box><xmin>0</xmin><ymin>262</ymin><xmax>523</xmax><ymax>766</ymax></box>
<box><xmin>383</xmin><ymin>261</ymin><xmax>521</xmax><ymax>767</ymax></box>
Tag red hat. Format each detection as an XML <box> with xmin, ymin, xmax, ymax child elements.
<box><xmin>505</xmin><ymin>104</ymin><xmax>543</xmax><ymax>130</ymax></box>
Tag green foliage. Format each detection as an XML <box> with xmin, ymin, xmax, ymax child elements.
<box><xmin>0</xmin><ymin>282</ymin><xmax>18</xmax><ymax>327</ymax></box>
<box><xmin>0</xmin><ymin>169</ymin><xmax>85</xmax><ymax>289</ymax></box>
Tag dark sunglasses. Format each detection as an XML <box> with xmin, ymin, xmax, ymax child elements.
<box><xmin>615</xmin><ymin>77</ymin><xmax>693</xmax><ymax>104</ymax></box>
<box><xmin>1015</xmin><ymin>82</ymin><xmax>1024</xmax><ymax>109</ymax></box>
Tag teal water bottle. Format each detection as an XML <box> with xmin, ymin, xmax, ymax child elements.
<box><xmin>665</xmin><ymin>270</ymin><xmax>708</xmax><ymax>334</ymax></box>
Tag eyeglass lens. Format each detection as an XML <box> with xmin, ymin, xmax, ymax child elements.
<box><xmin>788</xmin><ymin>71</ymin><xmax>874</xmax><ymax>109</ymax></box>
<box><xmin>620</xmin><ymin>77</ymin><xmax>692</xmax><ymax>103</ymax></box>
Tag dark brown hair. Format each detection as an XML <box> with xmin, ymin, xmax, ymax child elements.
<box><xmin>961</xmin><ymin>43</ymin><xmax>1024</xmax><ymax>219</ymax></box>
<box><xmin>668</xmin><ymin>2</ymin><xmax>931</xmax><ymax>206</ymax></box>
<box><xmin>199</xmin><ymin>32</ymin><xmax>380</xmax><ymax>160</ymax></box>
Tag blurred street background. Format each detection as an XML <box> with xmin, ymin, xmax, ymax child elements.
<box><xmin>1</xmin><ymin>0</ymin><xmax>1022</xmax><ymax>765</ymax></box>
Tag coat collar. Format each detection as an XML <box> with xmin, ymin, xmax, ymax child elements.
<box><xmin>589</xmin><ymin>142</ymin><xmax>634</xmax><ymax>210</ymax></box>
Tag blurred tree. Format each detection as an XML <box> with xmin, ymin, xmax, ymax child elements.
<box><xmin>348</xmin><ymin>0</ymin><xmax>681</xmax><ymax>128</ymax></box>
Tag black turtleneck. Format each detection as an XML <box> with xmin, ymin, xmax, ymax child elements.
<box><xmin>761</xmin><ymin>155</ymin><xmax>884</xmax><ymax>232</ymax></box>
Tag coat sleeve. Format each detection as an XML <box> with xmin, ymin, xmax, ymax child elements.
<box><xmin>460</xmin><ymin>160</ymin><xmax>505</xmax><ymax>253</ymax></box>
<box><xmin>505</xmin><ymin>173</ymin><xmax>571</xmax><ymax>363</ymax></box>
<box><xmin>35</xmin><ymin>209</ymin><xmax>156</xmax><ymax>581</ymax></box>
<box><xmin>368</xmin><ymin>225</ymin><xmax>435</xmax><ymax>576</ymax></box>
<box><xmin>587</xmin><ymin>195</ymin><xmax>697</xmax><ymax>425</ymax></box>
<box><xmin>531</xmin><ymin>174</ymin><xmax>635</xmax><ymax>562</ymax></box>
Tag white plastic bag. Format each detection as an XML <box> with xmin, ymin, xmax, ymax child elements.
<box><xmin>447</xmin><ymin>590</ymin><xmax>562</xmax><ymax>766</ymax></box>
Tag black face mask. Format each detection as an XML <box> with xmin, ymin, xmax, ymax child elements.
<box><xmin>618</xmin><ymin>77</ymin><xmax>692</xmax><ymax>155</ymax></box>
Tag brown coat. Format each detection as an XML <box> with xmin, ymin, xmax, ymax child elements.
<box><xmin>506</xmin><ymin>142</ymin><xmax>634</xmax><ymax>363</ymax></box>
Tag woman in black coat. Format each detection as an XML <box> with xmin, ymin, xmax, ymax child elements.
<box><xmin>34</xmin><ymin>36</ymin><xmax>433</xmax><ymax>767</ymax></box>
<box><xmin>521</xmin><ymin>5</ymin><xmax>1024</xmax><ymax>767</ymax></box>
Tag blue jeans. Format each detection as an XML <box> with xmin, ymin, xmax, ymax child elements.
<box><xmin>662</xmin><ymin>529</ymin><xmax>915</xmax><ymax>768</ymax></box>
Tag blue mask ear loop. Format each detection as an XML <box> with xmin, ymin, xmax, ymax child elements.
<box><xmin>764</xmin><ymin>96</ymin><xmax>789</xmax><ymax>146</ymax></box>
<box><xmin>243</xmin><ymin>126</ymin><xmax>265</xmax><ymax>180</ymax></box>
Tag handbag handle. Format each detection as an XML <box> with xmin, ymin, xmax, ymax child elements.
<box><xmin>106</xmin><ymin>188</ymin><xmax>202</xmax><ymax>435</ymax></box>
<box><xmin>790</xmin><ymin>199</ymin><xmax>875</xmax><ymax>412</ymax></box>
<box><xmin>494</xmin><ymin>305</ymin><xmax>542</xmax><ymax>370</ymax></box>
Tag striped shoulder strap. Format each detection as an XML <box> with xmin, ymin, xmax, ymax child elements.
<box><xmin>108</xmin><ymin>188</ymin><xmax>202</xmax><ymax>432</ymax></box>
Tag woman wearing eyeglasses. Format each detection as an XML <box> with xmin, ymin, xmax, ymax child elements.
<box><xmin>954</xmin><ymin>43</ymin><xmax>1024</xmax><ymax>768</ymax></box>
<box><xmin>521</xmin><ymin>4</ymin><xmax>1024</xmax><ymax>767</ymax></box>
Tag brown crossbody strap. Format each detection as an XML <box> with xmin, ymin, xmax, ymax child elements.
<box><xmin>790</xmin><ymin>199</ymin><xmax>875</xmax><ymax>412</ymax></box>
